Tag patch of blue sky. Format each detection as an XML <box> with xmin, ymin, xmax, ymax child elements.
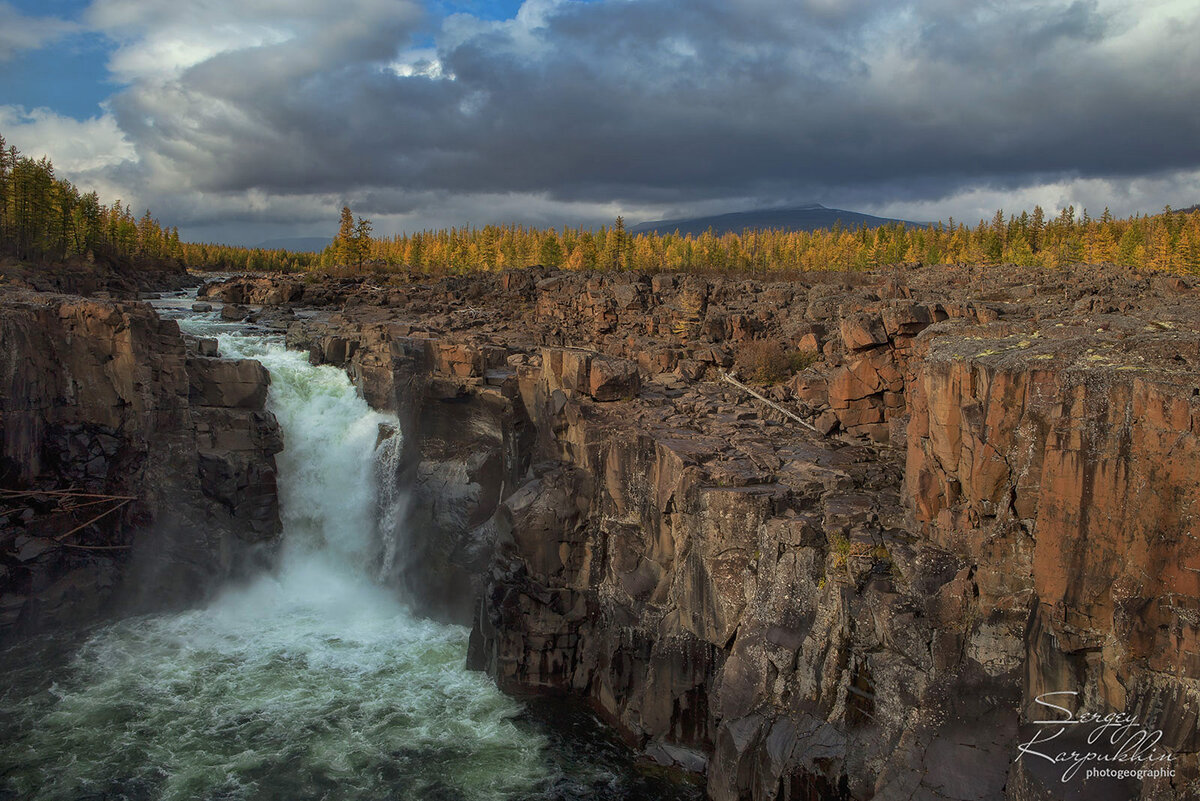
<box><xmin>1</xmin><ymin>0</ymin><xmax>116</xmax><ymax>118</ymax></box>
<box><xmin>0</xmin><ymin>0</ymin><xmax>593</xmax><ymax>118</ymax></box>
<box><xmin>430</xmin><ymin>0</ymin><xmax>527</xmax><ymax>21</ymax></box>
<box><xmin>0</xmin><ymin>30</ymin><xmax>116</xmax><ymax>118</ymax></box>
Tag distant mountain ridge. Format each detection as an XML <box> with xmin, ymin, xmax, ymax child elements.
<box><xmin>630</xmin><ymin>204</ymin><xmax>926</xmax><ymax>236</ymax></box>
<box><xmin>255</xmin><ymin>236</ymin><xmax>331</xmax><ymax>252</ymax></box>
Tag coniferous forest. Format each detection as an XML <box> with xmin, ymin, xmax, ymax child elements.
<box><xmin>3</xmin><ymin>133</ymin><xmax>1199</xmax><ymax>277</ymax></box>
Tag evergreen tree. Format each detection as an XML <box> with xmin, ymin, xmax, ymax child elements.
<box><xmin>0</xmin><ymin>134</ymin><xmax>8</xmax><ymax>242</ymax></box>
<box><xmin>538</xmin><ymin>231</ymin><xmax>563</xmax><ymax>267</ymax></box>
<box><xmin>1031</xmin><ymin>205</ymin><xmax>1045</xmax><ymax>251</ymax></box>
<box><xmin>353</xmin><ymin>215</ymin><xmax>373</xmax><ymax>268</ymax></box>
<box><xmin>610</xmin><ymin>216</ymin><xmax>626</xmax><ymax>270</ymax></box>
<box><xmin>334</xmin><ymin>205</ymin><xmax>356</xmax><ymax>265</ymax></box>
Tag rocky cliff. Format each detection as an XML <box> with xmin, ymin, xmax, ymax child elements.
<box><xmin>0</xmin><ymin>254</ymin><xmax>199</xmax><ymax>299</ymax></box>
<box><xmin>905</xmin><ymin>321</ymin><xmax>1200</xmax><ymax>799</ymax></box>
<box><xmin>0</xmin><ymin>289</ymin><xmax>281</xmax><ymax>639</ymax></box>
<box><xmin>198</xmin><ymin>266</ymin><xmax>1200</xmax><ymax>799</ymax></box>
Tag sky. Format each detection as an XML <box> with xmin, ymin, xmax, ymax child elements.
<box><xmin>1</xmin><ymin>0</ymin><xmax>1199</xmax><ymax>245</ymax></box>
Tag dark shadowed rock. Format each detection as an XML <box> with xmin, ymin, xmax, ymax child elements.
<box><xmin>0</xmin><ymin>290</ymin><xmax>281</xmax><ymax>639</ymax></box>
<box><xmin>187</xmin><ymin>357</ymin><xmax>270</xmax><ymax>409</ymax></box>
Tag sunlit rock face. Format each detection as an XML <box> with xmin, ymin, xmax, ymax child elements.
<box><xmin>265</xmin><ymin>265</ymin><xmax>1200</xmax><ymax>800</ymax></box>
<box><xmin>905</xmin><ymin>326</ymin><xmax>1200</xmax><ymax>797</ymax></box>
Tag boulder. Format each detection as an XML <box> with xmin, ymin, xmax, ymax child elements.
<box><xmin>220</xmin><ymin>303</ymin><xmax>248</xmax><ymax>321</ymax></box>
<box><xmin>187</xmin><ymin>357</ymin><xmax>270</xmax><ymax>409</ymax></box>
<box><xmin>839</xmin><ymin>312</ymin><xmax>888</xmax><ymax>351</ymax></box>
<box><xmin>588</xmin><ymin>356</ymin><xmax>641</xmax><ymax>401</ymax></box>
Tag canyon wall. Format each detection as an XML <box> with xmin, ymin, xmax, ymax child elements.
<box><xmin>252</xmin><ymin>264</ymin><xmax>1200</xmax><ymax>800</ymax></box>
<box><xmin>195</xmin><ymin>267</ymin><xmax>1200</xmax><ymax>798</ymax></box>
<box><xmin>0</xmin><ymin>290</ymin><xmax>281</xmax><ymax>639</ymax></box>
<box><xmin>905</xmin><ymin>322</ymin><xmax>1200</xmax><ymax>798</ymax></box>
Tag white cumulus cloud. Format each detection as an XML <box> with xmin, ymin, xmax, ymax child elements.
<box><xmin>0</xmin><ymin>2</ymin><xmax>77</xmax><ymax>61</ymax></box>
<box><xmin>0</xmin><ymin>105</ymin><xmax>136</xmax><ymax>172</ymax></box>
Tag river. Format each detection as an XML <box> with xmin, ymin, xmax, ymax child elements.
<box><xmin>0</xmin><ymin>308</ymin><xmax>699</xmax><ymax>801</ymax></box>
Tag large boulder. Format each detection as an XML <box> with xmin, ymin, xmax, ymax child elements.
<box><xmin>187</xmin><ymin>357</ymin><xmax>271</xmax><ymax>409</ymax></box>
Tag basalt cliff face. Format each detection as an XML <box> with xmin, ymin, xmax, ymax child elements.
<box><xmin>3</xmin><ymin>264</ymin><xmax>1195</xmax><ymax>799</ymax></box>
<box><xmin>0</xmin><ymin>289</ymin><xmax>281</xmax><ymax>639</ymax></box>
<box><xmin>205</xmin><ymin>264</ymin><xmax>1200</xmax><ymax>801</ymax></box>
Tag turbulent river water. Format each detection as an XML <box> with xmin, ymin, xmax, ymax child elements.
<box><xmin>0</xmin><ymin>309</ymin><xmax>699</xmax><ymax>801</ymax></box>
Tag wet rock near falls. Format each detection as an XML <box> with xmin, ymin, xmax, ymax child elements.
<box><xmin>258</xmin><ymin>262</ymin><xmax>1200</xmax><ymax>801</ymax></box>
<box><xmin>0</xmin><ymin>289</ymin><xmax>282</xmax><ymax>639</ymax></box>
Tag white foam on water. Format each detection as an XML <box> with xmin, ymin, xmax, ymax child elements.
<box><xmin>1</xmin><ymin>330</ymin><xmax>548</xmax><ymax>801</ymax></box>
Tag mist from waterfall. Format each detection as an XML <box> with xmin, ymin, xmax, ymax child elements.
<box><xmin>0</xmin><ymin>330</ymin><xmax>548</xmax><ymax>801</ymax></box>
<box><xmin>0</xmin><ymin>317</ymin><xmax>701</xmax><ymax>801</ymax></box>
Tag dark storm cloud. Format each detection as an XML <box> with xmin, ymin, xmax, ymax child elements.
<box><xmin>16</xmin><ymin>0</ymin><xmax>1200</xmax><ymax>233</ymax></box>
<box><xmin>409</xmin><ymin>0</ymin><xmax>1198</xmax><ymax>202</ymax></box>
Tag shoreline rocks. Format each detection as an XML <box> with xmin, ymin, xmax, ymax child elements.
<box><xmin>265</xmin><ymin>262</ymin><xmax>1199</xmax><ymax>800</ymax></box>
<box><xmin>0</xmin><ymin>289</ymin><xmax>281</xmax><ymax>639</ymax></box>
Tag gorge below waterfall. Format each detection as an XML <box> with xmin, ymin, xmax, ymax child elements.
<box><xmin>2</xmin><ymin>264</ymin><xmax>1198</xmax><ymax>801</ymax></box>
<box><xmin>0</xmin><ymin>312</ymin><xmax>698</xmax><ymax>801</ymax></box>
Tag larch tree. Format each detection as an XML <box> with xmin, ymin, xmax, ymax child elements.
<box><xmin>353</xmin><ymin>215</ymin><xmax>373</xmax><ymax>268</ymax></box>
<box><xmin>609</xmin><ymin>216</ymin><xmax>626</xmax><ymax>270</ymax></box>
<box><xmin>334</xmin><ymin>205</ymin><xmax>356</xmax><ymax>266</ymax></box>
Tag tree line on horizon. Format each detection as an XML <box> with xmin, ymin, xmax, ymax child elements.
<box><xmin>0</xmin><ymin>133</ymin><xmax>323</xmax><ymax>273</ymax></box>
<box><xmin>3</xmin><ymin>133</ymin><xmax>1199</xmax><ymax>277</ymax></box>
<box><xmin>342</xmin><ymin>205</ymin><xmax>1200</xmax><ymax>276</ymax></box>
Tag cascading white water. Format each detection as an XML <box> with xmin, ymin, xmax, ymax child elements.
<box><xmin>373</xmin><ymin>429</ymin><xmax>407</xmax><ymax>582</ymax></box>
<box><xmin>216</xmin><ymin>333</ymin><xmax>396</xmax><ymax>573</ymax></box>
<box><xmin>216</xmin><ymin>332</ymin><xmax>410</xmax><ymax>583</ymax></box>
<box><xmin>0</xmin><ymin>312</ymin><xmax>701</xmax><ymax>801</ymax></box>
<box><xmin>0</xmin><ymin>328</ymin><xmax>549</xmax><ymax>801</ymax></box>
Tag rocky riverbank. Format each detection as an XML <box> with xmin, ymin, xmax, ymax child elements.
<box><xmin>0</xmin><ymin>254</ymin><xmax>200</xmax><ymax>299</ymax></box>
<box><xmin>3</xmin><ymin>261</ymin><xmax>1197</xmax><ymax>800</ymax></box>
<box><xmin>198</xmin><ymin>263</ymin><xmax>1200</xmax><ymax>800</ymax></box>
<box><xmin>0</xmin><ymin>289</ymin><xmax>281</xmax><ymax>639</ymax></box>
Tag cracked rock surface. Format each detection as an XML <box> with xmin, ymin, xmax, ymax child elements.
<box><xmin>198</xmin><ymin>265</ymin><xmax>1200</xmax><ymax>798</ymax></box>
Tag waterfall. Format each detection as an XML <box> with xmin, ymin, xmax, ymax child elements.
<box><xmin>217</xmin><ymin>332</ymin><xmax>400</xmax><ymax>575</ymax></box>
<box><xmin>0</xmin><ymin>330</ymin><xmax>549</xmax><ymax>801</ymax></box>
<box><xmin>0</xmin><ymin>321</ymin><xmax>699</xmax><ymax>801</ymax></box>
<box><xmin>374</xmin><ymin>426</ymin><xmax>407</xmax><ymax>582</ymax></box>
